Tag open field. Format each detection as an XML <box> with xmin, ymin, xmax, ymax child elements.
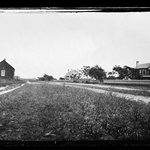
<box><xmin>0</xmin><ymin>82</ymin><xmax>150</xmax><ymax>141</ymax></box>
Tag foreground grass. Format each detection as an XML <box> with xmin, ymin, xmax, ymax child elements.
<box><xmin>0</xmin><ymin>83</ymin><xmax>150</xmax><ymax>141</ymax></box>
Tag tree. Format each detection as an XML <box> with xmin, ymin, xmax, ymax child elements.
<box><xmin>107</xmin><ymin>71</ymin><xmax>116</xmax><ymax>79</ymax></box>
<box><xmin>59</xmin><ymin>77</ymin><xmax>65</xmax><ymax>80</ymax></box>
<box><xmin>81</xmin><ymin>66</ymin><xmax>91</xmax><ymax>78</ymax></box>
<box><xmin>113</xmin><ymin>65</ymin><xmax>141</xmax><ymax>79</ymax></box>
<box><xmin>88</xmin><ymin>65</ymin><xmax>106</xmax><ymax>82</ymax></box>
<box><xmin>43</xmin><ymin>74</ymin><xmax>54</xmax><ymax>81</ymax></box>
<box><xmin>38</xmin><ymin>77</ymin><xmax>45</xmax><ymax>81</ymax></box>
<box><xmin>123</xmin><ymin>66</ymin><xmax>141</xmax><ymax>79</ymax></box>
<box><xmin>113</xmin><ymin>65</ymin><xmax>129</xmax><ymax>79</ymax></box>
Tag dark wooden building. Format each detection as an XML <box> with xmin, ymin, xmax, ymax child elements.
<box><xmin>0</xmin><ymin>59</ymin><xmax>15</xmax><ymax>79</ymax></box>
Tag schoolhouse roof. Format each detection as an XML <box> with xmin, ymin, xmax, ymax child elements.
<box><xmin>0</xmin><ymin>59</ymin><xmax>15</xmax><ymax>70</ymax></box>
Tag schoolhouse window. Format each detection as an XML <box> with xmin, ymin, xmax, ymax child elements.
<box><xmin>1</xmin><ymin>70</ymin><xmax>5</xmax><ymax>76</ymax></box>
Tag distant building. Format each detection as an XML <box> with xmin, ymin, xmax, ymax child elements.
<box><xmin>0</xmin><ymin>59</ymin><xmax>15</xmax><ymax>79</ymax></box>
<box><xmin>65</xmin><ymin>69</ymin><xmax>81</xmax><ymax>80</ymax></box>
<box><xmin>135</xmin><ymin>61</ymin><xmax>150</xmax><ymax>79</ymax></box>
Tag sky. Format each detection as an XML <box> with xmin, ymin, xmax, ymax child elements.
<box><xmin>0</xmin><ymin>10</ymin><xmax>150</xmax><ymax>79</ymax></box>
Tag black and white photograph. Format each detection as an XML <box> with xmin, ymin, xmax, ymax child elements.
<box><xmin>0</xmin><ymin>7</ymin><xmax>150</xmax><ymax>146</ymax></box>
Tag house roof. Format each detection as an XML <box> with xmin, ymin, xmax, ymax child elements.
<box><xmin>0</xmin><ymin>59</ymin><xmax>15</xmax><ymax>70</ymax></box>
<box><xmin>135</xmin><ymin>63</ymin><xmax>150</xmax><ymax>69</ymax></box>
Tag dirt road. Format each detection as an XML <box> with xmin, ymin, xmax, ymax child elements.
<box><xmin>0</xmin><ymin>83</ymin><xmax>25</xmax><ymax>96</ymax></box>
<box><xmin>64</xmin><ymin>82</ymin><xmax>150</xmax><ymax>104</ymax></box>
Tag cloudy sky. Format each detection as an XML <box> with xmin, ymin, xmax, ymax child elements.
<box><xmin>0</xmin><ymin>10</ymin><xmax>150</xmax><ymax>79</ymax></box>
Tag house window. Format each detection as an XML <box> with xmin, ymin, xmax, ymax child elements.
<box><xmin>142</xmin><ymin>69</ymin><xmax>146</xmax><ymax>75</ymax></box>
<box><xmin>1</xmin><ymin>70</ymin><xmax>5</xmax><ymax>76</ymax></box>
<box><xmin>139</xmin><ymin>70</ymin><xmax>142</xmax><ymax>75</ymax></box>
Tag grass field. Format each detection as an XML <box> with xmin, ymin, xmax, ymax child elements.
<box><xmin>0</xmin><ymin>79</ymin><xmax>25</xmax><ymax>87</ymax></box>
<box><xmin>0</xmin><ymin>83</ymin><xmax>150</xmax><ymax>141</ymax></box>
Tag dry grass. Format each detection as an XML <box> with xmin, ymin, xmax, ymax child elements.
<box><xmin>0</xmin><ymin>83</ymin><xmax>150</xmax><ymax>141</ymax></box>
<box><xmin>0</xmin><ymin>79</ymin><xmax>25</xmax><ymax>87</ymax></box>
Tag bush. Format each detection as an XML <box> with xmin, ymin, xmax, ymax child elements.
<box><xmin>0</xmin><ymin>78</ymin><xmax>25</xmax><ymax>87</ymax></box>
<box><xmin>59</xmin><ymin>77</ymin><xmax>65</xmax><ymax>80</ymax></box>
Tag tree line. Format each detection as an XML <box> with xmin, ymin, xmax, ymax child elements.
<box><xmin>111</xmin><ymin>65</ymin><xmax>141</xmax><ymax>79</ymax></box>
<box><xmin>38</xmin><ymin>65</ymin><xmax>142</xmax><ymax>82</ymax></box>
<box><xmin>62</xmin><ymin>65</ymin><xmax>142</xmax><ymax>82</ymax></box>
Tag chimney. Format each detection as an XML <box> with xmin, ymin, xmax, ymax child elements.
<box><xmin>136</xmin><ymin>61</ymin><xmax>139</xmax><ymax>67</ymax></box>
